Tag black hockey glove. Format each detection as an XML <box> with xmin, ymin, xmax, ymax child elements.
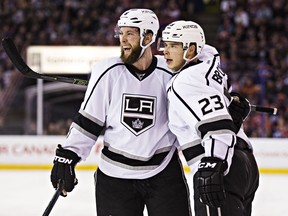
<box><xmin>194</xmin><ymin>157</ymin><xmax>228</xmax><ymax>208</ymax></box>
<box><xmin>228</xmin><ymin>92</ymin><xmax>251</xmax><ymax>131</ymax></box>
<box><xmin>50</xmin><ymin>144</ymin><xmax>81</xmax><ymax>197</ymax></box>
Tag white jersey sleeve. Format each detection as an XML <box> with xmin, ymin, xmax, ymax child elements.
<box><xmin>167</xmin><ymin>55</ymin><xmax>237</xmax><ymax>173</ymax></box>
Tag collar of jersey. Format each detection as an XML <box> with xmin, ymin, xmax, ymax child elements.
<box><xmin>125</xmin><ymin>56</ymin><xmax>157</xmax><ymax>81</ymax></box>
<box><xmin>180</xmin><ymin>59</ymin><xmax>202</xmax><ymax>72</ymax></box>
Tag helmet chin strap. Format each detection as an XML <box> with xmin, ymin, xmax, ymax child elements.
<box><xmin>183</xmin><ymin>46</ymin><xmax>199</xmax><ymax>63</ymax></box>
<box><xmin>173</xmin><ymin>50</ymin><xmax>199</xmax><ymax>73</ymax></box>
<box><xmin>137</xmin><ymin>29</ymin><xmax>156</xmax><ymax>60</ymax></box>
<box><xmin>138</xmin><ymin>45</ymin><xmax>147</xmax><ymax>60</ymax></box>
<box><xmin>137</xmin><ymin>37</ymin><xmax>153</xmax><ymax>60</ymax></box>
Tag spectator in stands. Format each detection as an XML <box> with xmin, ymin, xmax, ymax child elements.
<box><xmin>216</xmin><ymin>0</ymin><xmax>288</xmax><ymax>138</ymax></box>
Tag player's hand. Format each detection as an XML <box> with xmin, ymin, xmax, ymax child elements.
<box><xmin>194</xmin><ymin>157</ymin><xmax>227</xmax><ymax>208</ymax></box>
<box><xmin>50</xmin><ymin>144</ymin><xmax>81</xmax><ymax>196</ymax></box>
<box><xmin>228</xmin><ymin>92</ymin><xmax>251</xmax><ymax>131</ymax></box>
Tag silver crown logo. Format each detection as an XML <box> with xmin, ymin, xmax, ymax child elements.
<box><xmin>132</xmin><ymin>118</ymin><xmax>144</xmax><ymax>129</ymax></box>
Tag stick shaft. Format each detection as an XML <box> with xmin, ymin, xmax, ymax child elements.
<box><xmin>42</xmin><ymin>182</ymin><xmax>64</xmax><ymax>216</ymax></box>
<box><xmin>217</xmin><ymin>207</ymin><xmax>222</xmax><ymax>216</ymax></box>
<box><xmin>250</xmin><ymin>105</ymin><xmax>277</xmax><ymax>115</ymax></box>
<box><xmin>206</xmin><ymin>205</ymin><xmax>210</xmax><ymax>216</ymax></box>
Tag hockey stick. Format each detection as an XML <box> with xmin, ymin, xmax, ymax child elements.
<box><xmin>1</xmin><ymin>37</ymin><xmax>89</xmax><ymax>86</ymax></box>
<box><xmin>42</xmin><ymin>180</ymin><xmax>65</xmax><ymax>216</ymax></box>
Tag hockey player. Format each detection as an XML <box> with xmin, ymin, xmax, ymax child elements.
<box><xmin>50</xmin><ymin>9</ymin><xmax>192</xmax><ymax>216</ymax></box>
<box><xmin>160</xmin><ymin>20</ymin><xmax>259</xmax><ymax>216</ymax></box>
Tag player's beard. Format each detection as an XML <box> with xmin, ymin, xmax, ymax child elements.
<box><xmin>120</xmin><ymin>45</ymin><xmax>142</xmax><ymax>64</ymax></box>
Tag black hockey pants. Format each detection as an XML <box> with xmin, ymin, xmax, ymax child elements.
<box><xmin>95</xmin><ymin>151</ymin><xmax>192</xmax><ymax>216</ymax></box>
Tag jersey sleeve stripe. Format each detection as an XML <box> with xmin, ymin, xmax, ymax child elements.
<box><xmin>178</xmin><ymin>139</ymin><xmax>202</xmax><ymax>151</ymax></box>
<box><xmin>79</xmin><ymin>109</ymin><xmax>104</xmax><ymax>126</ymax></box>
<box><xmin>70</xmin><ymin>122</ymin><xmax>98</xmax><ymax>141</ymax></box>
<box><xmin>197</xmin><ymin>118</ymin><xmax>237</xmax><ymax>139</ymax></box>
<box><xmin>182</xmin><ymin>144</ymin><xmax>205</xmax><ymax>164</ymax></box>
<box><xmin>73</xmin><ymin>112</ymin><xmax>105</xmax><ymax>137</ymax></box>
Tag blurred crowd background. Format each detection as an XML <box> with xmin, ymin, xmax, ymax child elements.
<box><xmin>0</xmin><ymin>0</ymin><xmax>287</xmax><ymax>137</ymax></box>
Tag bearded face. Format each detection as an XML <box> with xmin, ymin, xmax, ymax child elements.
<box><xmin>120</xmin><ymin>43</ymin><xmax>142</xmax><ymax>64</ymax></box>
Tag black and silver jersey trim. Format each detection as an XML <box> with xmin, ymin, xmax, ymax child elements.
<box><xmin>205</xmin><ymin>55</ymin><xmax>218</xmax><ymax>86</ymax></box>
<box><xmin>73</xmin><ymin>112</ymin><xmax>105</xmax><ymax>138</ymax></box>
<box><xmin>101</xmin><ymin>144</ymin><xmax>174</xmax><ymax>169</ymax></box>
<box><xmin>182</xmin><ymin>143</ymin><xmax>205</xmax><ymax>165</ymax></box>
<box><xmin>197</xmin><ymin>117</ymin><xmax>238</xmax><ymax>138</ymax></box>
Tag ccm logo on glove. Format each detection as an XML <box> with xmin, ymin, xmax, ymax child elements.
<box><xmin>198</xmin><ymin>161</ymin><xmax>217</xmax><ymax>169</ymax></box>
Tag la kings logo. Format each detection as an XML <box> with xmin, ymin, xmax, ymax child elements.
<box><xmin>121</xmin><ymin>94</ymin><xmax>156</xmax><ymax>136</ymax></box>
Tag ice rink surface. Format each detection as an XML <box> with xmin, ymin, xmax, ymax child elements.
<box><xmin>1</xmin><ymin>170</ymin><xmax>287</xmax><ymax>216</ymax></box>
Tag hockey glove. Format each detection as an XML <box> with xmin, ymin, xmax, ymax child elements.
<box><xmin>195</xmin><ymin>157</ymin><xmax>228</xmax><ymax>208</ymax></box>
<box><xmin>50</xmin><ymin>144</ymin><xmax>81</xmax><ymax>197</ymax></box>
<box><xmin>228</xmin><ymin>92</ymin><xmax>251</xmax><ymax>131</ymax></box>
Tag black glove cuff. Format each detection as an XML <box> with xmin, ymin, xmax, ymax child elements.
<box><xmin>54</xmin><ymin>144</ymin><xmax>81</xmax><ymax>166</ymax></box>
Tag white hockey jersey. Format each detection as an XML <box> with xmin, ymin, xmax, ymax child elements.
<box><xmin>167</xmin><ymin>45</ymin><xmax>238</xmax><ymax>174</ymax></box>
<box><xmin>63</xmin><ymin>56</ymin><xmax>178</xmax><ymax>179</ymax></box>
<box><xmin>200</xmin><ymin>45</ymin><xmax>252</xmax><ymax>149</ymax></box>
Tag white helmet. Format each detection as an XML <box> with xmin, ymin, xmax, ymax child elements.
<box><xmin>116</xmin><ymin>9</ymin><xmax>159</xmax><ymax>49</ymax></box>
<box><xmin>161</xmin><ymin>20</ymin><xmax>205</xmax><ymax>61</ymax></box>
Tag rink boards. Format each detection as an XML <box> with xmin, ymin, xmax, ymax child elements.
<box><xmin>0</xmin><ymin>135</ymin><xmax>287</xmax><ymax>174</ymax></box>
